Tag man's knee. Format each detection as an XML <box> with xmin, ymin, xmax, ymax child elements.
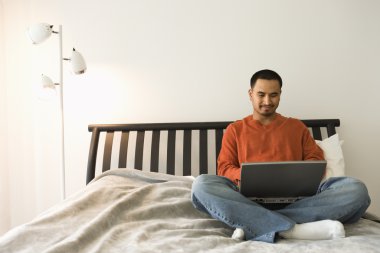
<box><xmin>192</xmin><ymin>174</ymin><xmax>211</xmax><ymax>193</ymax></box>
<box><xmin>324</xmin><ymin>177</ymin><xmax>371</xmax><ymax>205</ymax></box>
<box><xmin>191</xmin><ymin>174</ymin><xmax>219</xmax><ymax>212</ymax></box>
<box><xmin>348</xmin><ymin>178</ymin><xmax>371</xmax><ymax>206</ymax></box>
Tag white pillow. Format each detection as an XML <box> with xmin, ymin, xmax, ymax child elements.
<box><xmin>315</xmin><ymin>134</ymin><xmax>345</xmax><ymax>180</ymax></box>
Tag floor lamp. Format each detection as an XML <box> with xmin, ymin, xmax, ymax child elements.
<box><xmin>27</xmin><ymin>23</ymin><xmax>87</xmax><ymax>200</ymax></box>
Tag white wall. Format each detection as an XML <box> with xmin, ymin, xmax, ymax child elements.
<box><xmin>2</xmin><ymin>0</ymin><xmax>38</xmax><ymax>231</ymax></box>
<box><xmin>1</xmin><ymin>0</ymin><xmax>380</xmax><ymax>232</ymax></box>
<box><xmin>0</xmin><ymin>0</ymin><xmax>11</xmax><ymax>235</ymax></box>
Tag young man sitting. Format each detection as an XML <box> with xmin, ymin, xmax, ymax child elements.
<box><xmin>191</xmin><ymin>69</ymin><xmax>370</xmax><ymax>243</ymax></box>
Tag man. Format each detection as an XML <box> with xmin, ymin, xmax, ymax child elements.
<box><xmin>191</xmin><ymin>69</ymin><xmax>370</xmax><ymax>243</ymax></box>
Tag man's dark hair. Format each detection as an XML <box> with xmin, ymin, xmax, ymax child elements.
<box><xmin>250</xmin><ymin>69</ymin><xmax>282</xmax><ymax>88</ymax></box>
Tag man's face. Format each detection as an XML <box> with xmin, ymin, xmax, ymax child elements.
<box><xmin>248</xmin><ymin>79</ymin><xmax>281</xmax><ymax>118</ymax></box>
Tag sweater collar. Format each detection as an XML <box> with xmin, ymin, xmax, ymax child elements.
<box><xmin>248</xmin><ymin>113</ymin><xmax>286</xmax><ymax>129</ymax></box>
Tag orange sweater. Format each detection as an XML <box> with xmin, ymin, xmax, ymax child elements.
<box><xmin>217</xmin><ymin>114</ymin><xmax>324</xmax><ymax>184</ymax></box>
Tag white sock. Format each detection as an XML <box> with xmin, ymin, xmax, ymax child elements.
<box><xmin>279</xmin><ymin>220</ymin><xmax>345</xmax><ymax>240</ymax></box>
<box><xmin>232</xmin><ymin>228</ymin><xmax>245</xmax><ymax>240</ymax></box>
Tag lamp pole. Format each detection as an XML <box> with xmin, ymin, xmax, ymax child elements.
<box><xmin>58</xmin><ymin>25</ymin><xmax>66</xmax><ymax>200</ymax></box>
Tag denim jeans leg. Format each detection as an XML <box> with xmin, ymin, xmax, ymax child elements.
<box><xmin>191</xmin><ymin>174</ymin><xmax>295</xmax><ymax>243</ymax></box>
<box><xmin>276</xmin><ymin>177</ymin><xmax>371</xmax><ymax>224</ymax></box>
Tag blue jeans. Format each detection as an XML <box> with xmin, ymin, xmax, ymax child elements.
<box><xmin>191</xmin><ymin>175</ymin><xmax>371</xmax><ymax>243</ymax></box>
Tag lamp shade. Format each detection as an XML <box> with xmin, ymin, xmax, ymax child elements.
<box><xmin>26</xmin><ymin>23</ymin><xmax>53</xmax><ymax>44</ymax></box>
<box><xmin>41</xmin><ymin>74</ymin><xmax>56</xmax><ymax>89</ymax></box>
<box><xmin>38</xmin><ymin>74</ymin><xmax>56</xmax><ymax>100</ymax></box>
<box><xmin>70</xmin><ymin>48</ymin><xmax>87</xmax><ymax>74</ymax></box>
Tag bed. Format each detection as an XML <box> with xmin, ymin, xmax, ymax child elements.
<box><xmin>1</xmin><ymin>119</ymin><xmax>380</xmax><ymax>253</ymax></box>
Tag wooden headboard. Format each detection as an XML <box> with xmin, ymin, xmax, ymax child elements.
<box><xmin>86</xmin><ymin>119</ymin><xmax>340</xmax><ymax>184</ymax></box>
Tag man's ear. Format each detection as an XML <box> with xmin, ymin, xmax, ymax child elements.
<box><xmin>248</xmin><ymin>89</ymin><xmax>253</xmax><ymax>100</ymax></box>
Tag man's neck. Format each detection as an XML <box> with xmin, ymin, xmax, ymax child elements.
<box><xmin>252</xmin><ymin>113</ymin><xmax>277</xmax><ymax>125</ymax></box>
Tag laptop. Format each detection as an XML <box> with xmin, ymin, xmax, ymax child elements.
<box><xmin>239</xmin><ymin>160</ymin><xmax>326</xmax><ymax>204</ymax></box>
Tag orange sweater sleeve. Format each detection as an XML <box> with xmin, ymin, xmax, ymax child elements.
<box><xmin>300</xmin><ymin>124</ymin><xmax>324</xmax><ymax>161</ymax></box>
<box><xmin>217</xmin><ymin>124</ymin><xmax>241</xmax><ymax>184</ymax></box>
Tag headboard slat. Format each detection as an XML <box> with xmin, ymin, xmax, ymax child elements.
<box><xmin>118</xmin><ymin>131</ymin><xmax>129</xmax><ymax>168</ymax></box>
<box><xmin>87</xmin><ymin>128</ymin><xmax>100</xmax><ymax>183</ymax></box>
<box><xmin>134</xmin><ymin>131</ymin><xmax>145</xmax><ymax>170</ymax></box>
<box><xmin>183</xmin><ymin>130</ymin><xmax>192</xmax><ymax>176</ymax></box>
<box><xmin>327</xmin><ymin>124</ymin><xmax>337</xmax><ymax>137</ymax></box>
<box><xmin>215</xmin><ymin>129</ymin><xmax>224</xmax><ymax>169</ymax></box>
<box><xmin>312</xmin><ymin>127</ymin><xmax>322</xmax><ymax>140</ymax></box>
<box><xmin>199</xmin><ymin>129</ymin><xmax>208</xmax><ymax>175</ymax></box>
<box><xmin>167</xmin><ymin>130</ymin><xmax>176</xmax><ymax>175</ymax></box>
<box><xmin>103</xmin><ymin>132</ymin><xmax>114</xmax><ymax>172</ymax></box>
<box><xmin>86</xmin><ymin>119</ymin><xmax>340</xmax><ymax>184</ymax></box>
<box><xmin>150</xmin><ymin>130</ymin><xmax>160</xmax><ymax>173</ymax></box>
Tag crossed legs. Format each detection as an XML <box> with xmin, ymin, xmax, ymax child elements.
<box><xmin>191</xmin><ymin>175</ymin><xmax>370</xmax><ymax>243</ymax></box>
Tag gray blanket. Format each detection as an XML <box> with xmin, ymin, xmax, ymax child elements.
<box><xmin>1</xmin><ymin>168</ymin><xmax>380</xmax><ymax>253</ymax></box>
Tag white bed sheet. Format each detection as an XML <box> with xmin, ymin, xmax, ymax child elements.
<box><xmin>1</xmin><ymin>168</ymin><xmax>379</xmax><ymax>253</ymax></box>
